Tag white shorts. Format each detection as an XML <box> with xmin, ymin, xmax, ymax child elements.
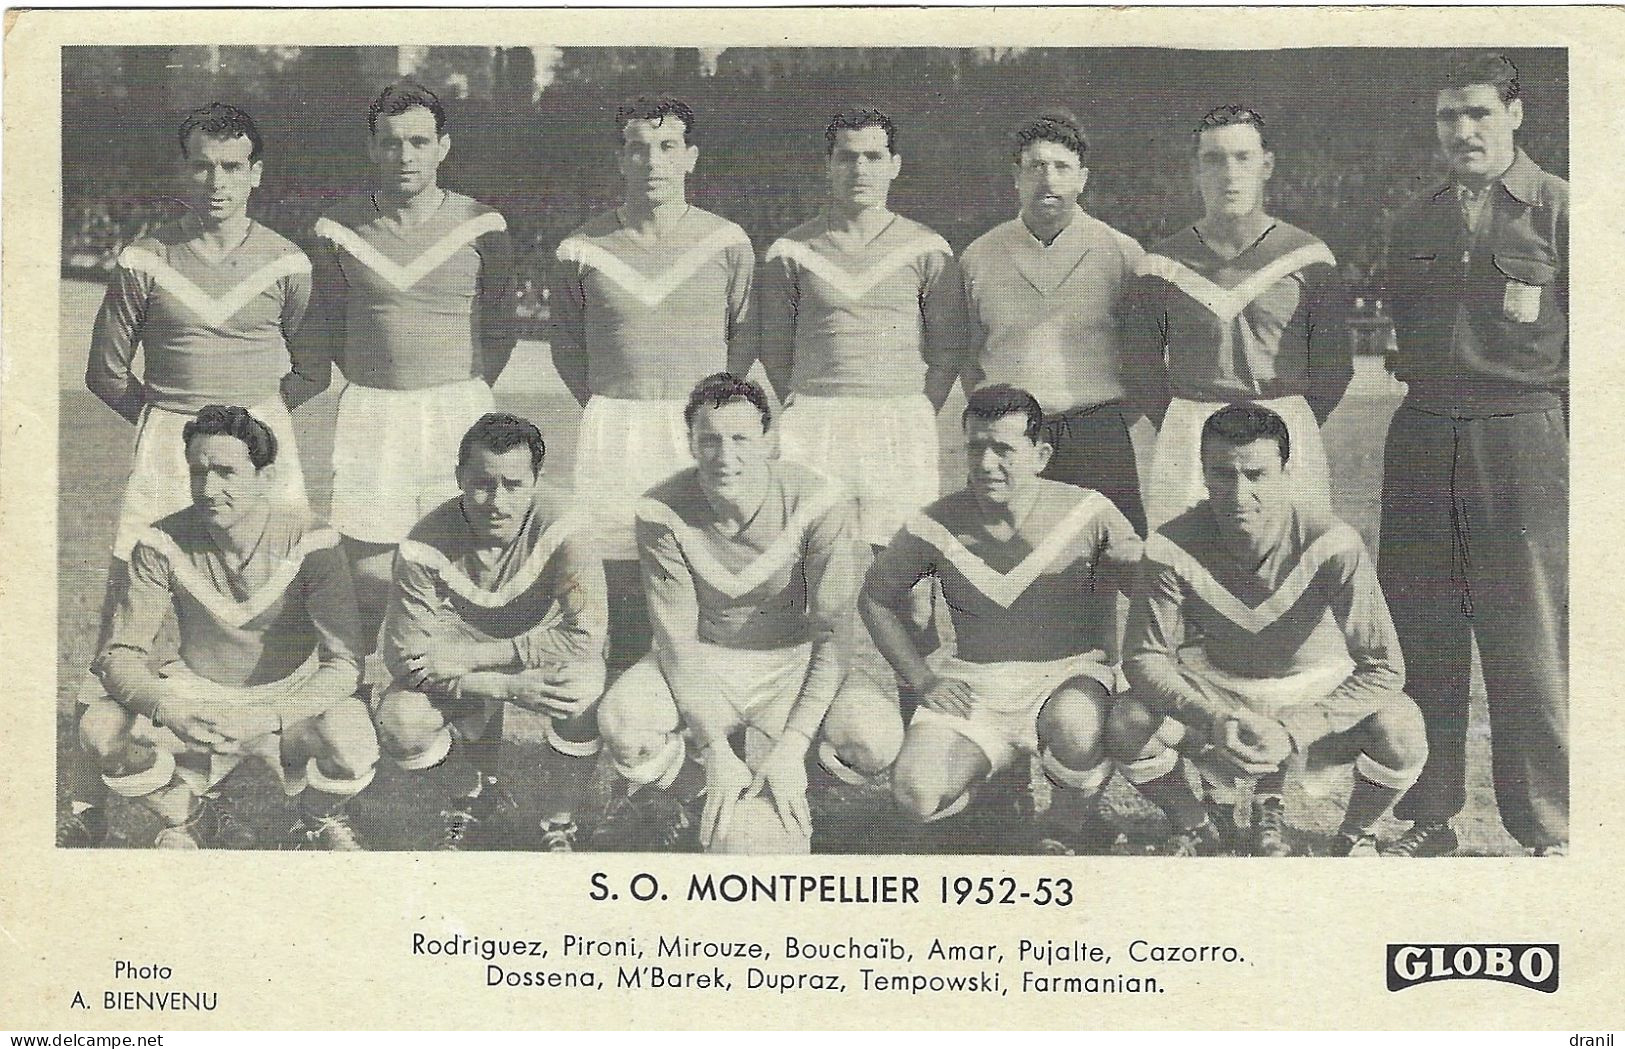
<box><xmin>1145</xmin><ymin>394</ymin><xmax>1331</xmax><ymax>531</ymax></box>
<box><xmin>1164</xmin><ymin>650</ymin><xmax>1361</xmax><ymax>797</ymax></box>
<box><xmin>330</xmin><ymin>379</ymin><xmax>494</xmax><ymax>544</ymax></box>
<box><xmin>911</xmin><ymin>651</ymin><xmax>1116</xmax><ymax>773</ymax></box>
<box><xmin>113</xmin><ymin>400</ymin><xmax>308</xmax><ymax>561</ymax></box>
<box><xmin>86</xmin><ymin>661</ymin><xmax>349</xmax><ymax>796</ymax></box>
<box><xmin>573</xmin><ymin>397</ymin><xmax>693</xmax><ymax>561</ymax></box>
<box><xmin>609</xmin><ymin>643</ymin><xmax>812</xmax><ymax>741</ymax></box>
<box><xmin>776</xmin><ymin>394</ymin><xmax>940</xmax><ymax>547</ymax></box>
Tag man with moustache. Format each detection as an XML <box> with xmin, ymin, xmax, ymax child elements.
<box><xmin>960</xmin><ymin>109</ymin><xmax>1159</xmax><ymax>534</ymax></box>
<box><xmin>1127</xmin><ymin>105</ymin><xmax>1352</xmax><ymax>531</ymax></box>
<box><xmin>298</xmin><ymin>81</ymin><xmax>518</xmax><ymax>664</ymax></box>
<box><xmin>1378</xmin><ymin>53</ymin><xmax>1568</xmax><ymax>857</ymax></box>
<box><xmin>596</xmin><ymin>374</ymin><xmax>898</xmax><ymax>853</ymax></box>
<box><xmin>550</xmin><ymin>97</ymin><xmax>756</xmax><ymax>678</ymax></box>
<box><xmin>375</xmin><ymin>414</ymin><xmax>607</xmax><ymax>851</ymax></box>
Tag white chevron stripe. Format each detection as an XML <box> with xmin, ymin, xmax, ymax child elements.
<box><xmin>557</xmin><ymin>226</ymin><xmax>750</xmax><ymax>308</ymax></box>
<box><xmin>314</xmin><ymin>212</ymin><xmax>506</xmax><ymax>291</ymax></box>
<box><xmin>766</xmin><ymin>234</ymin><xmax>951</xmax><ymax>301</ymax></box>
<box><xmin>397</xmin><ymin>513</ymin><xmax>583</xmax><ymax>610</ymax></box>
<box><xmin>636</xmin><ymin>488</ymin><xmax>840</xmax><ymax>600</ymax></box>
<box><xmin>137</xmin><ymin>527</ymin><xmax>340</xmax><ymax>630</ymax></box>
<box><xmin>118</xmin><ymin>247</ymin><xmax>308</xmax><ymax>329</ymax></box>
<box><xmin>905</xmin><ymin>492</ymin><xmax>1112</xmax><ymax>609</ymax></box>
<box><xmin>1145</xmin><ymin>528</ymin><xmax>1356</xmax><ymax>634</ymax></box>
<box><xmin>1134</xmin><ymin>242</ymin><xmax>1336</xmax><ymax>323</ymax></box>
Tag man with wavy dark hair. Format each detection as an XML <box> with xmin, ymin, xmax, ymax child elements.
<box><xmin>550</xmin><ymin>96</ymin><xmax>757</xmax><ymax>681</ymax></box>
<box><xmin>376</xmin><ymin>413</ymin><xmax>608</xmax><ymax>851</ymax></box>
<box><xmin>299</xmin><ymin>80</ymin><xmax>518</xmax><ymax>676</ymax></box>
<box><xmin>82</xmin><ymin>406</ymin><xmax>376</xmax><ymax>850</ymax></box>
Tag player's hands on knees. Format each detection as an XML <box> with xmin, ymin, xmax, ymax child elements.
<box><xmin>508</xmin><ymin>666</ymin><xmax>599</xmax><ymax>718</ymax></box>
<box><xmin>157</xmin><ymin>695</ymin><xmax>240</xmax><ymax>754</ymax></box>
<box><xmin>746</xmin><ymin>736</ymin><xmax>812</xmax><ymax>840</ymax></box>
<box><xmin>700</xmin><ymin>745</ymin><xmax>753</xmax><ymax>850</ymax></box>
<box><xmin>404</xmin><ymin>639</ymin><xmax>485</xmax><ymax>688</ymax></box>
<box><xmin>920</xmin><ymin>675</ymin><xmax>975</xmax><ymax>719</ymax></box>
<box><xmin>1219</xmin><ymin>711</ymin><xmax>1293</xmax><ymax>773</ymax></box>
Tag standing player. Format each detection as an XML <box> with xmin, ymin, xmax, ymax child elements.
<box><xmin>1108</xmin><ymin>404</ymin><xmax>1428</xmax><ymax>857</ymax></box>
<box><xmin>862</xmin><ymin>385</ymin><xmax>1142</xmax><ymax>853</ymax></box>
<box><xmin>1378</xmin><ymin>54</ymin><xmax>1568</xmax><ymax>857</ymax></box>
<box><xmin>759</xmin><ymin>107</ymin><xmax>969</xmax><ymax>547</ymax></box>
<box><xmin>299</xmin><ymin>81</ymin><xmax>517</xmax><ymax>661</ymax></box>
<box><xmin>374</xmin><ymin>414</ymin><xmax>607</xmax><ymax>851</ymax></box>
<box><xmin>70</xmin><ymin>102</ymin><xmax>315</xmax><ymax>845</ymax></box>
<box><xmin>596</xmin><ymin>375</ymin><xmax>899</xmax><ymax>853</ymax></box>
<box><xmin>550</xmin><ymin>96</ymin><xmax>756</xmax><ymax>677</ymax></box>
<box><xmin>83</xmin><ymin>406</ymin><xmax>377</xmax><ymax>849</ymax></box>
<box><xmin>1127</xmin><ymin>106</ymin><xmax>1351</xmax><ymax>530</ymax></box>
<box><xmin>960</xmin><ymin>110</ymin><xmax>1160</xmax><ymax>534</ymax></box>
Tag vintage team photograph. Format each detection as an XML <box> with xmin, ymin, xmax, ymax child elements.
<box><xmin>53</xmin><ymin>44</ymin><xmax>1569</xmax><ymax>860</ymax></box>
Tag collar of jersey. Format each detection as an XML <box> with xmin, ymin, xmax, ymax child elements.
<box><xmin>314</xmin><ymin>211</ymin><xmax>505</xmax><ymax>291</ymax></box>
<box><xmin>397</xmin><ymin>512</ymin><xmax>581</xmax><ymax>609</ymax></box>
<box><xmin>904</xmin><ymin>492</ymin><xmax>1111</xmax><ymax>609</ymax></box>
<box><xmin>766</xmin><ymin>231</ymin><xmax>950</xmax><ymax>302</ymax></box>
<box><xmin>1134</xmin><ymin>241</ymin><xmax>1335</xmax><ymax>323</ymax></box>
<box><xmin>1145</xmin><ymin>528</ymin><xmax>1353</xmax><ymax>634</ymax></box>
<box><xmin>118</xmin><ymin>246</ymin><xmax>309</xmax><ymax>328</ymax></box>
<box><xmin>137</xmin><ymin>526</ymin><xmax>339</xmax><ymax>630</ymax></box>
<box><xmin>636</xmin><ymin>487</ymin><xmax>839</xmax><ymax>600</ymax></box>
<box><xmin>558</xmin><ymin>225</ymin><xmax>750</xmax><ymax>308</ymax></box>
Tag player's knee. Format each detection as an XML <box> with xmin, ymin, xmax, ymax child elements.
<box><xmin>1365</xmin><ymin>694</ymin><xmax>1429</xmax><ymax>770</ymax></box>
<box><xmin>1105</xmin><ymin>693</ymin><xmax>1159</xmax><ymax>763</ymax></box>
<box><xmin>314</xmin><ymin>699</ymin><xmax>382</xmax><ymax>780</ymax></box>
<box><xmin>373</xmin><ymin>690</ymin><xmax>446</xmax><ymax>757</ymax></box>
<box><xmin>891</xmin><ymin>768</ymin><xmax>949</xmax><ymax>823</ymax></box>
<box><xmin>825</xmin><ymin>701</ymin><xmax>903</xmax><ymax>776</ymax></box>
<box><xmin>1038</xmin><ymin>681</ymin><xmax>1109</xmax><ymax>765</ymax></box>
<box><xmin>78</xmin><ymin>701</ymin><xmax>137</xmax><ymax>765</ymax></box>
<box><xmin>596</xmin><ymin>690</ymin><xmax>668</xmax><ymax>765</ymax></box>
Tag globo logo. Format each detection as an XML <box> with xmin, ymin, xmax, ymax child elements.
<box><xmin>1387</xmin><ymin>944</ymin><xmax>1559</xmax><ymax>993</ymax></box>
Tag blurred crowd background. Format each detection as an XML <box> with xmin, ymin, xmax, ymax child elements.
<box><xmin>62</xmin><ymin>45</ymin><xmax>1567</xmax><ymax>338</ymax></box>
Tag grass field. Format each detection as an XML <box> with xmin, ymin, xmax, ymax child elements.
<box><xmin>54</xmin><ymin>278</ymin><xmax>1517</xmax><ymax>855</ymax></box>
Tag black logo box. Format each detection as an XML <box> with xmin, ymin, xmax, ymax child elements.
<box><xmin>1387</xmin><ymin>944</ymin><xmax>1559</xmax><ymax>993</ymax></box>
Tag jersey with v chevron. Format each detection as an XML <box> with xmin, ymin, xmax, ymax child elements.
<box><xmin>380</xmin><ymin>491</ymin><xmax>607</xmax><ymax>684</ymax></box>
<box><xmin>549</xmin><ymin>207</ymin><xmax>755</xmax><ymax>400</ymax></box>
<box><xmin>1123</xmin><ymin>502</ymin><xmax>1405</xmax><ymax>733</ymax></box>
<box><xmin>758</xmin><ymin>210</ymin><xmax>969</xmax><ymax>397</ymax></box>
<box><xmin>866</xmin><ymin>480</ymin><xmax>1142</xmax><ymax>663</ymax></box>
<box><xmin>88</xmin><ymin>220</ymin><xmax>312</xmax><ymax>421</ymax></box>
<box><xmin>93</xmin><ymin>502</ymin><xmax>362</xmax><ymax>717</ymax></box>
<box><xmin>1125</xmin><ymin>221</ymin><xmax>1352</xmax><ymax>422</ymax></box>
<box><xmin>635</xmin><ymin>464</ymin><xmax>862</xmax><ymax>653</ymax></box>
<box><xmin>303</xmin><ymin>191</ymin><xmax>517</xmax><ymax>390</ymax></box>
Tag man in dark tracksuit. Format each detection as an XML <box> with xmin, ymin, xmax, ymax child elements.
<box><xmin>1379</xmin><ymin>53</ymin><xmax>1567</xmax><ymax>856</ymax></box>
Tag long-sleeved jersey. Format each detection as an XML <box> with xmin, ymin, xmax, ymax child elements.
<box><xmin>960</xmin><ymin>207</ymin><xmax>1158</xmax><ymax>416</ymax></box>
<box><xmin>381</xmin><ymin>491</ymin><xmax>608</xmax><ymax>694</ymax></box>
<box><xmin>93</xmin><ymin>502</ymin><xmax>362</xmax><ymax>721</ymax></box>
<box><xmin>300</xmin><ymin>191</ymin><xmax>516</xmax><ymax>391</ymax></box>
<box><xmin>549</xmin><ymin>206</ymin><xmax>754</xmax><ymax>401</ymax></box>
<box><xmin>1125</xmin><ymin>221</ymin><xmax>1351</xmax><ymax>423</ymax></box>
<box><xmin>757</xmin><ymin>210</ymin><xmax>969</xmax><ymax>398</ymax></box>
<box><xmin>865</xmin><ymin>479</ymin><xmax>1142</xmax><ymax>663</ymax></box>
<box><xmin>87</xmin><ymin>220</ymin><xmax>311</xmax><ymax>422</ymax></box>
<box><xmin>1123</xmin><ymin>502</ymin><xmax>1405</xmax><ymax>749</ymax></box>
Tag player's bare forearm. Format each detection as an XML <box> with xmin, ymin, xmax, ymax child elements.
<box><xmin>1124</xmin><ymin>653</ymin><xmax>1233</xmax><ymax>728</ymax></box>
<box><xmin>860</xmin><ymin>592</ymin><xmax>932</xmax><ymax>691</ymax></box>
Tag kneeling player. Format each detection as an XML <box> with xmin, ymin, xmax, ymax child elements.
<box><xmin>1108</xmin><ymin>403</ymin><xmax>1428</xmax><ymax>856</ymax></box>
<box><xmin>374</xmin><ymin>414</ymin><xmax>608</xmax><ymax>851</ymax></box>
<box><xmin>861</xmin><ymin>385</ymin><xmax>1142</xmax><ymax>853</ymax></box>
<box><xmin>598</xmin><ymin>374</ymin><xmax>900</xmax><ymax>854</ymax></box>
<box><xmin>84</xmin><ymin>406</ymin><xmax>377</xmax><ymax>849</ymax></box>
